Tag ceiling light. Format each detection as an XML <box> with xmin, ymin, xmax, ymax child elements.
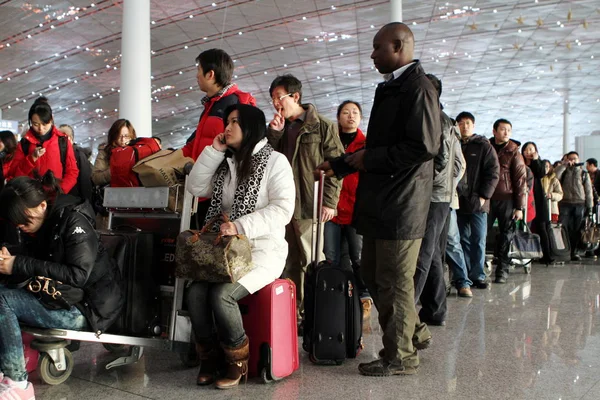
<box><xmin>412</xmin><ymin>22</ymin><xmax>417</xmax><ymax>25</ymax></box>
<box><xmin>302</xmin><ymin>17</ymin><xmax>307</xmax><ymax>20</ymax></box>
<box><xmin>238</xmin><ymin>31</ymin><xmax>242</xmax><ymax>35</ymax></box>
<box><xmin>189</xmin><ymin>15</ymin><xmax>193</xmax><ymax>18</ymax></box>
<box><xmin>556</xmin><ymin>21</ymin><xmax>561</xmax><ymax>25</ymax></box>
<box><xmin>27</xmin><ymin>34</ymin><xmax>31</xmax><ymax>38</ymax></box>
<box><xmin>74</xmin><ymin>16</ymin><xmax>79</xmax><ymax>20</ymax></box>
<box><xmin>280</xmin><ymin>47</ymin><xmax>284</xmax><ymax>50</ymax></box>
<box><xmin>184</xmin><ymin>45</ymin><xmax>188</xmax><ymax>49</ymax></box>
<box><xmin>331</xmin><ymin>5</ymin><xmax>336</xmax><ymax>10</ymax></box>
<box><xmin>203</xmin><ymin>37</ymin><xmax>208</xmax><ymax>40</ymax></box>
<box><xmin>91</xmin><ymin>3</ymin><xmax>95</xmax><ymax>6</ymax></box>
<box><xmin>370</xmin><ymin>25</ymin><xmax>374</xmax><ymax>28</ymax></box>
<box><xmin>283</xmin><ymin>64</ymin><xmax>287</xmax><ymax>67</ymax></box>
<box><xmin>212</xmin><ymin>2</ymin><xmax>216</xmax><ymax>6</ymax></box>
<box><xmin>442</xmin><ymin>39</ymin><xmax>446</xmax><ymax>43</ymax></box>
<box><xmin>493</xmin><ymin>9</ymin><xmax>497</xmax><ymax>13</ymax></box>
<box><xmin>151</xmin><ymin>21</ymin><xmax>155</xmax><ymax>24</ymax></box>
<box><xmin>304</xmin><ymin>38</ymin><xmax>308</xmax><ymax>41</ymax></box>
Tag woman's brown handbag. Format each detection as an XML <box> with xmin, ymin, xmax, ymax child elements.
<box><xmin>175</xmin><ymin>213</ymin><xmax>253</xmax><ymax>283</ymax></box>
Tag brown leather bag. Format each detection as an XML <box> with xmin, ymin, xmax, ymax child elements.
<box><xmin>175</xmin><ymin>213</ymin><xmax>253</xmax><ymax>283</ymax></box>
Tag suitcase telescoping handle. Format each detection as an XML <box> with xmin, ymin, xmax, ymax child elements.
<box><xmin>311</xmin><ymin>170</ymin><xmax>325</xmax><ymax>266</ymax></box>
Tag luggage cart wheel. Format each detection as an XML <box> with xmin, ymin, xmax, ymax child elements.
<box><xmin>103</xmin><ymin>343</ymin><xmax>128</xmax><ymax>353</ymax></box>
<box><xmin>38</xmin><ymin>349</ymin><xmax>74</xmax><ymax>385</ymax></box>
<box><xmin>524</xmin><ymin>265</ymin><xmax>531</xmax><ymax>274</ymax></box>
<box><xmin>260</xmin><ymin>367</ymin><xmax>273</xmax><ymax>384</ymax></box>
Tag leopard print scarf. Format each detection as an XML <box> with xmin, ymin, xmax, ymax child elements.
<box><xmin>203</xmin><ymin>143</ymin><xmax>274</xmax><ymax>231</ymax></box>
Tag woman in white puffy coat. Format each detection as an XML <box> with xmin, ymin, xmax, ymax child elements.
<box><xmin>186</xmin><ymin>104</ymin><xmax>295</xmax><ymax>390</ymax></box>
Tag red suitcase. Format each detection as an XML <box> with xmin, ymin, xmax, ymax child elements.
<box><xmin>239</xmin><ymin>279</ymin><xmax>299</xmax><ymax>383</ymax></box>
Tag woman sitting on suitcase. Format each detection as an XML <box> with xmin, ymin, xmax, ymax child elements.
<box><xmin>0</xmin><ymin>171</ymin><xmax>124</xmax><ymax>399</ymax></box>
<box><xmin>186</xmin><ymin>104</ymin><xmax>294</xmax><ymax>389</ymax></box>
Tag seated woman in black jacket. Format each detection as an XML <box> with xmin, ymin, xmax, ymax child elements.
<box><xmin>0</xmin><ymin>171</ymin><xmax>123</xmax><ymax>398</ymax></box>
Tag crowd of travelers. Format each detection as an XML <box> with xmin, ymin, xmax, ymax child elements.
<box><xmin>0</xmin><ymin>21</ymin><xmax>598</xmax><ymax>399</ymax></box>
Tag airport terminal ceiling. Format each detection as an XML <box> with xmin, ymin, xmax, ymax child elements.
<box><xmin>0</xmin><ymin>0</ymin><xmax>598</xmax><ymax>162</ymax></box>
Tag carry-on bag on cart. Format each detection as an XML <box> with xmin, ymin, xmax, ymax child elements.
<box><xmin>99</xmin><ymin>229</ymin><xmax>162</xmax><ymax>336</ymax></box>
<box><xmin>132</xmin><ymin>149</ymin><xmax>193</xmax><ymax>187</ymax></box>
<box><xmin>303</xmin><ymin>171</ymin><xmax>363</xmax><ymax>365</ymax></box>
<box><xmin>239</xmin><ymin>279</ymin><xmax>299</xmax><ymax>383</ymax></box>
<box><xmin>546</xmin><ymin>199</ymin><xmax>571</xmax><ymax>262</ymax></box>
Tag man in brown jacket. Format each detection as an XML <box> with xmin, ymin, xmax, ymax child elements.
<box><xmin>488</xmin><ymin>118</ymin><xmax>527</xmax><ymax>283</ymax></box>
<box><xmin>266</xmin><ymin>74</ymin><xmax>344</xmax><ymax>329</ymax></box>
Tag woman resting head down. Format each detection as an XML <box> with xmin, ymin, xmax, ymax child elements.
<box><xmin>0</xmin><ymin>171</ymin><xmax>123</xmax><ymax>398</ymax></box>
<box><xmin>186</xmin><ymin>104</ymin><xmax>295</xmax><ymax>389</ymax></box>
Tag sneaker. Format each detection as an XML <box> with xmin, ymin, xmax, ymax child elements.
<box><xmin>0</xmin><ymin>377</ymin><xmax>35</xmax><ymax>400</ymax></box>
<box><xmin>458</xmin><ymin>287</ymin><xmax>473</xmax><ymax>298</ymax></box>
<box><xmin>358</xmin><ymin>359</ymin><xmax>418</xmax><ymax>376</ymax></box>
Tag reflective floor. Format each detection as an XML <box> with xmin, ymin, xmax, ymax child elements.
<box><xmin>35</xmin><ymin>261</ymin><xmax>600</xmax><ymax>400</ymax></box>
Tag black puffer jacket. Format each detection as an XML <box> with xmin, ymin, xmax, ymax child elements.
<box><xmin>457</xmin><ymin>134</ymin><xmax>500</xmax><ymax>214</ymax></box>
<box><xmin>331</xmin><ymin>61</ymin><xmax>441</xmax><ymax>240</ymax></box>
<box><xmin>12</xmin><ymin>195</ymin><xmax>123</xmax><ymax>332</ymax></box>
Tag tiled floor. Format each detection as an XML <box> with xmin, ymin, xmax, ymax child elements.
<box><xmin>34</xmin><ymin>261</ymin><xmax>600</xmax><ymax>400</ymax></box>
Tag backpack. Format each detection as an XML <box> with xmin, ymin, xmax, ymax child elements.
<box><xmin>20</xmin><ymin>135</ymin><xmax>68</xmax><ymax>176</ymax></box>
<box><xmin>109</xmin><ymin>138</ymin><xmax>161</xmax><ymax>187</ymax></box>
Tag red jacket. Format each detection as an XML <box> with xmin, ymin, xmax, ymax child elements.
<box><xmin>332</xmin><ymin>129</ymin><xmax>366</xmax><ymax>225</ymax></box>
<box><xmin>8</xmin><ymin>126</ymin><xmax>79</xmax><ymax>193</ymax></box>
<box><xmin>182</xmin><ymin>84</ymin><xmax>256</xmax><ymax>161</ymax></box>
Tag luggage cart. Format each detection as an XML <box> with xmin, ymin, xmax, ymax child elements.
<box><xmin>23</xmin><ymin>180</ymin><xmax>199</xmax><ymax>385</ymax></box>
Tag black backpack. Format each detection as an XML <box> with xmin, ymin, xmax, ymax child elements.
<box><xmin>20</xmin><ymin>135</ymin><xmax>68</xmax><ymax>174</ymax></box>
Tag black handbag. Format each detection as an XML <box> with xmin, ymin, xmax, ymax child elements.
<box><xmin>13</xmin><ymin>276</ymin><xmax>85</xmax><ymax>311</ymax></box>
<box><xmin>509</xmin><ymin>221</ymin><xmax>543</xmax><ymax>260</ymax></box>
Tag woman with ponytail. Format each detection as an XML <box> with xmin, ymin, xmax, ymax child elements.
<box><xmin>7</xmin><ymin>97</ymin><xmax>80</xmax><ymax>194</ymax></box>
<box><xmin>0</xmin><ymin>171</ymin><xmax>123</xmax><ymax>398</ymax></box>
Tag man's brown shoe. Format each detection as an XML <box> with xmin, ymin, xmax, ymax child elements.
<box><xmin>458</xmin><ymin>287</ymin><xmax>473</xmax><ymax>298</ymax></box>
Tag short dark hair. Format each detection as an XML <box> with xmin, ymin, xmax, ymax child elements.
<box><xmin>59</xmin><ymin>124</ymin><xmax>74</xmax><ymax>140</ymax></box>
<box><xmin>567</xmin><ymin>151</ymin><xmax>579</xmax><ymax>158</ymax></box>
<box><xmin>493</xmin><ymin>118</ymin><xmax>512</xmax><ymax>131</ymax></box>
<box><xmin>0</xmin><ymin>130</ymin><xmax>18</xmax><ymax>159</ymax></box>
<box><xmin>425</xmin><ymin>74</ymin><xmax>442</xmax><ymax>97</ymax></box>
<box><xmin>195</xmin><ymin>49</ymin><xmax>234</xmax><ymax>88</ymax></box>
<box><xmin>28</xmin><ymin>96</ymin><xmax>53</xmax><ymax>126</ymax></box>
<box><xmin>269</xmin><ymin>74</ymin><xmax>303</xmax><ymax>103</ymax></box>
<box><xmin>336</xmin><ymin>100</ymin><xmax>363</xmax><ymax>119</ymax></box>
<box><xmin>456</xmin><ymin>111</ymin><xmax>475</xmax><ymax>124</ymax></box>
<box><xmin>586</xmin><ymin>158</ymin><xmax>598</xmax><ymax>167</ymax></box>
<box><xmin>0</xmin><ymin>171</ymin><xmax>61</xmax><ymax>226</ymax></box>
<box><xmin>223</xmin><ymin>104</ymin><xmax>267</xmax><ymax>185</ymax></box>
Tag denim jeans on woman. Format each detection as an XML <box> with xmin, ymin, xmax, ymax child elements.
<box><xmin>323</xmin><ymin>221</ymin><xmax>369</xmax><ymax>298</ymax></box>
<box><xmin>186</xmin><ymin>281</ymin><xmax>250</xmax><ymax>347</ymax></box>
<box><xmin>0</xmin><ymin>284</ymin><xmax>88</xmax><ymax>382</ymax></box>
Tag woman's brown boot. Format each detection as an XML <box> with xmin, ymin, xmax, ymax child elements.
<box><xmin>215</xmin><ymin>338</ymin><xmax>249</xmax><ymax>390</ymax></box>
<box><xmin>195</xmin><ymin>341</ymin><xmax>219</xmax><ymax>386</ymax></box>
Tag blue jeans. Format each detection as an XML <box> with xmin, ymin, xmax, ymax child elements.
<box><xmin>186</xmin><ymin>281</ymin><xmax>250</xmax><ymax>347</ymax></box>
<box><xmin>456</xmin><ymin>211</ymin><xmax>488</xmax><ymax>282</ymax></box>
<box><xmin>446</xmin><ymin>209</ymin><xmax>473</xmax><ymax>289</ymax></box>
<box><xmin>0</xmin><ymin>284</ymin><xmax>88</xmax><ymax>382</ymax></box>
<box><xmin>323</xmin><ymin>221</ymin><xmax>369</xmax><ymax>298</ymax></box>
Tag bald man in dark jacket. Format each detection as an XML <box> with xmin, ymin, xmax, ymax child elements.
<box><xmin>318</xmin><ymin>22</ymin><xmax>440</xmax><ymax>376</ymax></box>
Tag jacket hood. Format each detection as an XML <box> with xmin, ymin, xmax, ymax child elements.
<box><xmin>220</xmin><ymin>84</ymin><xmax>256</xmax><ymax>107</ymax></box>
<box><xmin>50</xmin><ymin>194</ymin><xmax>96</xmax><ymax>225</ymax></box>
<box><xmin>462</xmin><ymin>133</ymin><xmax>489</xmax><ymax>144</ymax></box>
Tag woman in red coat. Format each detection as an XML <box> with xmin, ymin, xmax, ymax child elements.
<box><xmin>7</xmin><ymin>97</ymin><xmax>79</xmax><ymax>193</ymax></box>
<box><xmin>323</xmin><ymin>101</ymin><xmax>371</xmax><ymax>311</ymax></box>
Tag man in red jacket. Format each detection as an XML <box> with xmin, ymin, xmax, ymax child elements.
<box><xmin>181</xmin><ymin>49</ymin><xmax>255</xmax><ymax>223</ymax></box>
<box><xmin>182</xmin><ymin>49</ymin><xmax>256</xmax><ymax>161</ymax></box>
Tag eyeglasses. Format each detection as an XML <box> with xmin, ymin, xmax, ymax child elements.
<box><xmin>270</xmin><ymin>93</ymin><xmax>293</xmax><ymax>105</ymax></box>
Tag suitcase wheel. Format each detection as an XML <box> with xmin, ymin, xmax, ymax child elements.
<box><xmin>260</xmin><ymin>367</ymin><xmax>273</xmax><ymax>384</ymax></box>
<box><xmin>338</xmin><ymin>333</ymin><xmax>345</xmax><ymax>343</ymax></box>
<box><xmin>335</xmin><ymin>360</ymin><xmax>344</xmax><ymax>366</ymax></box>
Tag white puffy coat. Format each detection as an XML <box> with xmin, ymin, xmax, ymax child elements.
<box><xmin>187</xmin><ymin>138</ymin><xmax>295</xmax><ymax>294</ymax></box>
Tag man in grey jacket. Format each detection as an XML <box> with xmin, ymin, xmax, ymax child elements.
<box><xmin>555</xmin><ymin>151</ymin><xmax>593</xmax><ymax>260</ymax></box>
<box><xmin>413</xmin><ymin>75</ymin><xmax>464</xmax><ymax>325</ymax></box>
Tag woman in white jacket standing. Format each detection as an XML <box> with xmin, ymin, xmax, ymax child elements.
<box><xmin>186</xmin><ymin>104</ymin><xmax>295</xmax><ymax>390</ymax></box>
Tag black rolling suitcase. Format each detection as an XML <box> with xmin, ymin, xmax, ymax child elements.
<box><xmin>546</xmin><ymin>199</ymin><xmax>571</xmax><ymax>262</ymax></box>
<box><xmin>303</xmin><ymin>171</ymin><xmax>363</xmax><ymax>365</ymax></box>
<box><xmin>99</xmin><ymin>229</ymin><xmax>162</xmax><ymax>336</ymax></box>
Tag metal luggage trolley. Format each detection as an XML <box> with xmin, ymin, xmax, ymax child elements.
<box><xmin>22</xmin><ymin>180</ymin><xmax>199</xmax><ymax>385</ymax></box>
